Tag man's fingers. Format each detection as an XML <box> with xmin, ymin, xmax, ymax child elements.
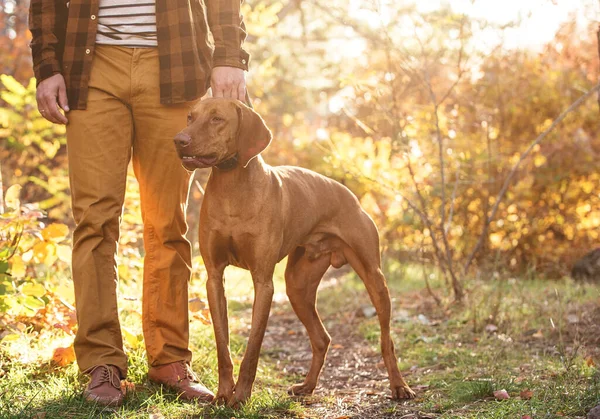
<box><xmin>44</xmin><ymin>95</ymin><xmax>67</xmax><ymax>124</ymax></box>
<box><xmin>57</xmin><ymin>83</ymin><xmax>70</xmax><ymax>113</ymax></box>
<box><xmin>237</xmin><ymin>84</ymin><xmax>246</xmax><ymax>102</ymax></box>
<box><xmin>212</xmin><ymin>84</ymin><xmax>224</xmax><ymax>98</ymax></box>
<box><xmin>37</xmin><ymin>95</ymin><xmax>55</xmax><ymax>123</ymax></box>
<box><xmin>224</xmin><ymin>87</ymin><xmax>236</xmax><ymax>99</ymax></box>
<box><xmin>35</xmin><ymin>74</ymin><xmax>69</xmax><ymax>125</ymax></box>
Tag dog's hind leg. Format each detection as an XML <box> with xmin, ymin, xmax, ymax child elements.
<box><xmin>285</xmin><ymin>246</ymin><xmax>331</xmax><ymax>396</ymax></box>
<box><xmin>342</xmin><ymin>219</ymin><xmax>416</xmax><ymax>400</ymax></box>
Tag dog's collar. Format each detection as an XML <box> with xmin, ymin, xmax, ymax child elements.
<box><xmin>214</xmin><ymin>153</ymin><xmax>239</xmax><ymax>171</ymax></box>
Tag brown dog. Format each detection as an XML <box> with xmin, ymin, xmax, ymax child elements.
<box><xmin>174</xmin><ymin>98</ymin><xmax>415</xmax><ymax>407</ymax></box>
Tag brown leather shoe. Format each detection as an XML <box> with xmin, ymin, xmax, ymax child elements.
<box><xmin>148</xmin><ymin>361</ymin><xmax>214</xmax><ymax>402</ymax></box>
<box><xmin>83</xmin><ymin>365</ymin><xmax>124</xmax><ymax>406</ymax></box>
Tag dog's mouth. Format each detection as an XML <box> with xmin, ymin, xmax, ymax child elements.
<box><xmin>179</xmin><ymin>153</ymin><xmax>219</xmax><ymax>170</ymax></box>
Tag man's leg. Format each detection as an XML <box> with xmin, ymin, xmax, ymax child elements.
<box><xmin>129</xmin><ymin>47</ymin><xmax>213</xmax><ymax>401</ymax></box>
<box><xmin>67</xmin><ymin>46</ymin><xmax>134</xmax><ymax>391</ymax></box>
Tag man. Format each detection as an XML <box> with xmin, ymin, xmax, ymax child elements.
<box><xmin>29</xmin><ymin>0</ymin><xmax>249</xmax><ymax>406</ymax></box>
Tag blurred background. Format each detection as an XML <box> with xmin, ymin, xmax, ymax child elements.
<box><xmin>0</xmin><ymin>0</ymin><xmax>598</xmax><ymax>342</ymax></box>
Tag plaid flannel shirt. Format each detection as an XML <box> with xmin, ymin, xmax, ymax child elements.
<box><xmin>29</xmin><ymin>0</ymin><xmax>250</xmax><ymax>109</ymax></box>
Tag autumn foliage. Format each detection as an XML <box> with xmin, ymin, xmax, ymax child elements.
<box><xmin>1</xmin><ymin>1</ymin><xmax>599</xmax><ymax>332</ymax></box>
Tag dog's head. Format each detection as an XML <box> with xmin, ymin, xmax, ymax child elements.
<box><xmin>174</xmin><ymin>98</ymin><xmax>272</xmax><ymax>171</ymax></box>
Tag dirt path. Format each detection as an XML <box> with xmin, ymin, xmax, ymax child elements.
<box><xmin>259</xmin><ymin>296</ymin><xmax>425</xmax><ymax>418</ymax></box>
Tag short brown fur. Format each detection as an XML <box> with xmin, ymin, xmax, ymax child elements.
<box><xmin>174</xmin><ymin>98</ymin><xmax>415</xmax><ymax>407</ymax></box>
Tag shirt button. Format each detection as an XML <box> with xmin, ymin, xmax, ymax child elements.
<box><xmin>85</xmin><ymin>48</ymin><xmax>91</xmax><ymax>54</ymax></box>
<box><xmin>91</xmin><ymin>14</ymin><xmax>96</xmax><ymax>20</ymax></box>
<box><xmin>242</xmin><ymin>59</ymin><xmax>247</xmax><ymax>64</ymax></box>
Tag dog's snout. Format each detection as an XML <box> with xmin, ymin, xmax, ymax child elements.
<box><xmin>174</xmin><ymin>132</ymin><xmax>192</xmax><ymax>148</ymax></box>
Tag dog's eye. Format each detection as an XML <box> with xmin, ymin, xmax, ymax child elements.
<box><xmin>187</xmin><ymin>113</ymin><xmax>193</xmax><ymax>125</ymax></box>
<box><xmin>211</xmin><ymin>116</ymin><xmax>224</xmax><ymax>124</ymax></box>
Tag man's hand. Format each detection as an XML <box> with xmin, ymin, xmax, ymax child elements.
<box><xmin>36</xmin><ymin>73</ymin><xmax>69</xmax><ymax>124</ymax></box>
<box><xmin>211</xmin><ymin>66</ymin><xmax>246</xmax><ymax>101</ymax></box>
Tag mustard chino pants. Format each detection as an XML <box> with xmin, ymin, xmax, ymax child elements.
<box><xmin>66</xmin><ymin>46</ymin><xmax>195</xmax><ymax>377</ymax></box>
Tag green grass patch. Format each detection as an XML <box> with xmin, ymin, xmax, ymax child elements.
<box><xmin>1</xmin><ymin>263</ymin><xmax>599</xmax><ymax>418</ymax></box>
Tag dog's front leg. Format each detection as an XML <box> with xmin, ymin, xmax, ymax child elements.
<box><xmin>228</xmin><ymin>270</ymin><xmax>275</xmax><ymax>408</ymax></box>
<box><xmin>206</xmin><ymin>264</ymin><xmax>235</xmax><ymax>405</ymax></box>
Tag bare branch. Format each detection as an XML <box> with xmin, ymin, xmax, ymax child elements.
<box><xmin>446</xmin><ymin>162</ymin><xmax>461</xmax><ymax>233</ymax></box>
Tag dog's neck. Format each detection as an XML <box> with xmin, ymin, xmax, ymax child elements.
<box><xmin>208</xmin><ymin>154</ymin><xmax>268</xmax><ymax>193</ymax></box>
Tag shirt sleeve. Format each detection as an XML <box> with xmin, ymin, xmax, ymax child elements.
<box><xmin>205</xmin><ymin>0</ymin><xmax>250</xmax><ymax>71</ymax></box>
<box><xmin>28</xmin><ymin>0</ymin><xmax>68</xmax><ymax>84</ymax></box>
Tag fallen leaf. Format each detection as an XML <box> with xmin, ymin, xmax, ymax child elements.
<box><xmin>520</xmin><ymin>389</ymin><xmax>533</xmax><ymax>399</ymax></box>
<box><xmin>120</xmin><ymin>380</ymin><xmax>135</xmax><ymax>395</ymax></box>
<box><xmin>52</xmin><ymin>345</ymin><xmax>76</xmax><ymax>367</ymax></box>
<box><xmin>193</xmin><ymin>308</ymin><xmax>212</xmax><ymax>325</ymax></box>
<box><xmin>493</xmin><ymin>389</ymin><xmax>510</xmax><ymax>400</ymax></box>
<box><xmin>586</xmin><ymin>356</ymin><xmax>596</xmax><ymax>368</ymax></box>
<box><xmin>522</xmin><ymin>416</ymin><xmax>532</xmax><ymax>419</ymax></box>
<box><xmin>189</xmin><ymin>297</ymin><xmax>207</xmax><ymax>312</ymax></box>
<box><xmin>122</xmin><ymin>327</ymin><xmax>143</xmax><ymax>349</ymax></box>
<box><xmin>332</xmin><ymin>344</ymin><xmax>344</xmax><ymax>349</ymax></box>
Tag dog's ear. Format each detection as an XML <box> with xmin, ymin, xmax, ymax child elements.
<box><xmin>235</xmin><ymin>101</ymin><xmax>272</xmax><ymax>168</ymax></box>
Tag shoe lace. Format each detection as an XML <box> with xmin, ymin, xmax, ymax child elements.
<box><xmin>178</xmin><ymin>361</ymin><xmax>199</xmax><ymax>383</ymax></box>
<box><xmin>89</xmin><ymin>364</ymin><xmax>121</xmax><ymax>388</ymax></box>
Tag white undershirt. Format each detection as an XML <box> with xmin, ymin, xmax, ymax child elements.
<box><xmin>95</xmin><ymin>0</ymin><xmax>158</xmax><ymax>47</ymax></box>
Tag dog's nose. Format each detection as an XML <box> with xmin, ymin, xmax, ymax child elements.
<box><xmin>174</xmin><ymin>133</ymin><xmax>192</xmax><ymax>148</ymax></box>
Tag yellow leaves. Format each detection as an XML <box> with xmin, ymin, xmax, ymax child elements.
<box><xmin>581</xmin><ymin>180</ymin><xmax>594</xmax><ymax>194</ymax></box>
<box><xmin>490</xmin><ymin>232</ymin><xmax>503</xmax><ymax>246</ymax></box>
<box><xmin>242</xmin><ymin>1</ymin><xmax>283</xmax><ymax>37</ymax></box>
<box><xmin>123</xmin><ymin>327</ymin><xmax>144</xmax><ymax>349</ymax></box>
<box><xmin>53</xmin><ymin>283</ymin><xmax>75</xmax><ymax>305</ymax></box>
<box><xmin>1</xmin><ymin>74</ymin><xmax>27</xmax><ymax>96</ymax></box>
<box><xmin>9</xmin><ymin>255</ymin><xmax>26</xmax><ymax>278</ymax></box>
<box><xmin>56</xmin><ymin>244</ymin><xmax>71</xmax><ymax>263</ymax></box>
<box><xmin>33</xmin><ymin>241</ymin><xmax>58</xmax><ymax>266</ymax></box>
<box><xmin>576</xmin><ymin>203</ymin><xmax>591</xmax><ymax>217</ymax></box>
<box><xmin>1</xmin><ymin>333</ymin><xmax>21</xmax><ymax>342</ymax></box>
<box><xmin>4</xmin><ymin>184</ymin><xmax>21</xmax><ymax>211</ymax></box>
<box><xmin>533</xmin><ymin>155</ymin><xmax>546</xmax><ymax>167</ymax></box>
<box><xmin>41</xmin><ymin>223</ymin><xmax>69</xmax><ymax>242</ymax></box>
<box><xmin>23</xmin><ymin>295</ymin><xmax>45</xmax><ymax>310</ymax></box>
<box><xmin>21</xmin><ymin>283</ymin><xmax>46</xmax><ymax>298</ymax></box>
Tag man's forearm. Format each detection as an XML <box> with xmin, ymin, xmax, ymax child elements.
<box><xmin>29</xmin><ymin>0</ymin><xmax>68</xmax><ymax>84</ymax></box>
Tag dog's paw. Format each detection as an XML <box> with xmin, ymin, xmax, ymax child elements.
<box><xmin>213</xmin><ymin>385</ymin><xmax>234</xmax><ymax>406</ymax></box>
<box><xmin>391</xmin><ymin>384</ymin><xmax>416</xmax><ymax>400</ymax></box>
<box><xmin>226</xmin><ymin>389</ymin><xmax>250</xmax><ymax>408</ymax></box>
<box><xmin>287</xmin><ymin>383</ymin><xmax>316</xmax><ymax>396</ymax></box>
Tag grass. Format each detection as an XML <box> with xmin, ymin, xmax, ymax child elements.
<box><xmin>1</xmin><ymin>260</ymin><xmax>599</xmax><ymax>418</ymax></box>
